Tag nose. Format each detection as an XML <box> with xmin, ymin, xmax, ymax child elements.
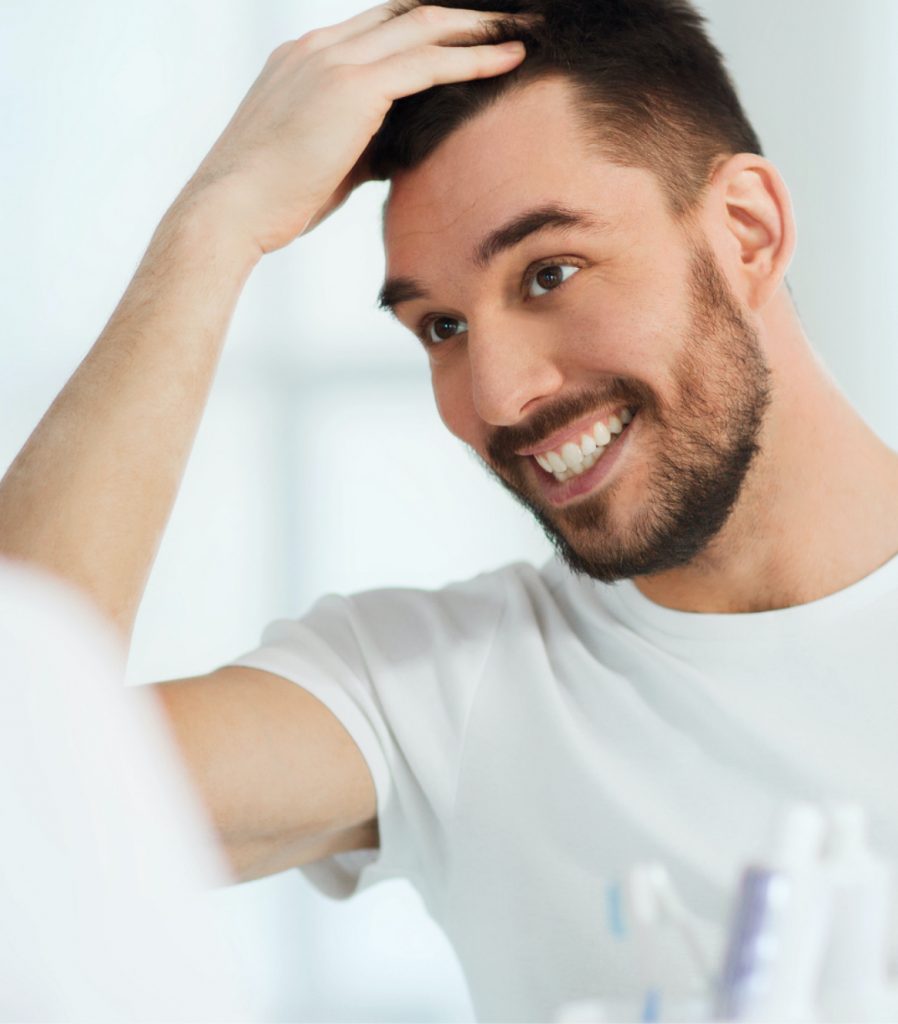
<box><xmin>466</xmin><ymin>313</ymin><xmax>565</xmax><ymax>426</ymax></box>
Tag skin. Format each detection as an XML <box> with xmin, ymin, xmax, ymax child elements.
<box><xmin>384</xmin><ymin>75</ymin><xmax>898</xmax><ymax>613</ymax></box>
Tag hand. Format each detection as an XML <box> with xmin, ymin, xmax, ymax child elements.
<box><xmin>181</xmin><ymin>3</ymin><xmax>528</xmax><ymax>256</ymax></box>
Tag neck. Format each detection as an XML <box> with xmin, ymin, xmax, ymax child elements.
<box><xmin>633</xmin><ymin>292</ymin><xmax>898</xmax><ymax>613</ymax></box>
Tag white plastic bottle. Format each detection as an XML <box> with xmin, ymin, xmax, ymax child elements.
<box><xmin>817</xmin><ymin>803</ymin><xmax>893</xmax><ymax>1023</ymax></box>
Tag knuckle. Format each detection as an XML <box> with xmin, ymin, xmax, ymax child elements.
<box><xmin>293</xmin><ymin>27</ymin><xmax>330</xmax><ymax>55</ymax></box>
<box><xmin>411</xmin><ymin>4</ymin><xmax>449</xmax><ymax>27</ymax></box>
<box><xmin>266</xmin><ymin>40</ymin><xmax>293</xmax><ymax>63</ymax></box>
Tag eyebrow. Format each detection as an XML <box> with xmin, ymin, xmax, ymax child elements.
<box><xmin>376</xmin><ymin>203</ymin><xmax>607</xmax><ymax>317</ymax></box>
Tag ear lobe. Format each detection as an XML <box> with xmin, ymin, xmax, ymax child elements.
<box><xmin>716</xmin><ymin>156</ymin><xmax>795</xmax><ymax>311</ymax></box>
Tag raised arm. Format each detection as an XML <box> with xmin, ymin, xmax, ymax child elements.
<box><xmin>0</xmin><ymin>4</ymin><xmax>526</xmax><ymax>641</ymax></box>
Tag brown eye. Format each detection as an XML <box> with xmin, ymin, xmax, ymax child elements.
<box><xmin>426</xmin><ymin>315</ymin><xmax>466</xmax><ymax>345</ymax></box>
<box><xmin>528</xmin><ymin>263</ymin><xmax>580</xmax><ymax>297</ymax></box>
<box><xmin>537</xmin><ymin>267</ymin><xmax>563</xmax><ymax>289</ymax></box>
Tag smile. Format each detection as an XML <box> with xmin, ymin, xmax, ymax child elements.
<box><xmin>526</xmin><ymin>407</ymin><xmax>639</xmax><ymax>508</ymax></box>
<box><xmin>531</xmin><ymin>407</ymin><xmax>635</xmax><ymax>482</ymax></box>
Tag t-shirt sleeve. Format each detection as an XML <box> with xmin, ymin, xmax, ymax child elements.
<box><xmin>222</xmin><ymin>572</ymin><xmax>509</xmax><ymax>903</ymax></box>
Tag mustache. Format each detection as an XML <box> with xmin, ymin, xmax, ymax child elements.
<box><xmin>486</xmin><ymin>376</ymin><xmax>654</xmax><ymax>467</ymax></box>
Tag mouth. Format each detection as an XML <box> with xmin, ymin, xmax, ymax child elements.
<box><xmin>527</xmin><ymin>408</ymin><xmax>639</xmax><ymax>507</ymax></box>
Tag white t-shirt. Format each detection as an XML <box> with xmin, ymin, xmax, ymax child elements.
<box><xmin>229</xmin><ymin>552</ymin><xmax>898</xmax><ymax>1023</ymax></box>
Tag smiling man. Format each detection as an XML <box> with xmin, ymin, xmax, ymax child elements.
<box><xmin>374</xmin><ymin>62</ymin><xmax>898</xmax><ymax>613</ymax></box>
<box><xmin>378</xmin><ymin>78</ymin><xmax>783</xmax><ymax>603</ymax></box>
<box><xmin>2</xmin><ymin>1</ymin><xmax>897</xmax><ymax>1020</ymax></box>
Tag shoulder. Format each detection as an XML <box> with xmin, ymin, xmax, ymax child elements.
<box><xmin>314</xmin><ymin>560</ymin><xmax>547</xmax><ymax>652</ymax></box>
<box><xmin>251</xmin><ymin>558</ymin><xmax>571</xmax><ymax>680</ymax></box>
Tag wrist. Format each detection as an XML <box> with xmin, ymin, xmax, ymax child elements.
<box><xmin>162</xmin><ymin>180</ymin><xmax>267</xmax><ymax>276</ymax></box>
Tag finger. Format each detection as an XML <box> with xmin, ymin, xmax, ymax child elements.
<box><xmin>333</xmin><ymin>5</ymin><xmax>535</xmax><ymax>65</ymax></box>
<box><xmin>373</xmin><ymin>39</ymin><xmax>527</xmax><ymax>98</ymax></box>
<box><xmin>292</xmin><ymin>3</ymin><xmax>397</xmax><ymax>54</ymax></box>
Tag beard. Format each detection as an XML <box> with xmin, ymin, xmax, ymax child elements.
<box><xmin>482</xmin><ymin>240</ymin><xmax>773</xmax><ymax>584</ymax></box>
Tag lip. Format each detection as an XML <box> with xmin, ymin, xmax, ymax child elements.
<box><xmin>530</xmin><ymin>411</ymin><xmax>639</xmax><ymax>507</ymax></box>
<box><xmin>515</xmin><ymin>405</ymin><xmax>633</xmax><ymax>458</ymax></box>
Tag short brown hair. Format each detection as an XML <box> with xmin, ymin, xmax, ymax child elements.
<box><xmin>369</xmin><ymin>0</ymin><xmax>764</xmax><ymax>221</ymax></box>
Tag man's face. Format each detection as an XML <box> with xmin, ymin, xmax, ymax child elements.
<box><xmin>381</xmin><ymin>76</ymin><xmax>772</xmax><ymax>583</ymax></box>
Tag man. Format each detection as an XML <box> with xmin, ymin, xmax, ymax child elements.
<box><xmin>1</xmin><ymin>1</ymin><xmax>896</xmax><ymax>1020</ymax></box>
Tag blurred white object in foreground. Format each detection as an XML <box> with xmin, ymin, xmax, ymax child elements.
<box><xmin>0</xmin><ymin>558</ymin><xmax>260</xmax><ymax>1023</ymax></box>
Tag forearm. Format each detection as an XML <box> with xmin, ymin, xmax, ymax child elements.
<box><xmin>0</xmin><ymin>191</ymin><xmax>260</xmax><ymax>640</ymax></box>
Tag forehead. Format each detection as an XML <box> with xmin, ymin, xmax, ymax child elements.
<box><xmin>383</xmin><ymin>76</ymin><xmax>663</xmax><ymax>269</ymax></box>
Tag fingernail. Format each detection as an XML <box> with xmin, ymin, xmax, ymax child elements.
<box><xmin>499</xmin><ymin>40</ymin><xmax>525</xmax><ymax>53</ymax></box>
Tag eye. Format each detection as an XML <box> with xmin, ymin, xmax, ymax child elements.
<box><xmin>526</xmin><ymin>263</ymin><xmax>581</xmax><ymax>297</ymax></box>
<box><xmin>415</xmin><ymin>261</ymin><xmax>581</xmax><ymax>346</ymax></box>
<box><xmin>422</xmin><ymin>314</ymin><xmax>468</xmax><ymax>346</ymax></box>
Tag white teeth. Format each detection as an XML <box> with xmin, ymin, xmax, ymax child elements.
<box><xmin>593</xmin><ymin>421</ymin><xmax>611</xmax><ymax>446</ymax></box>
<box><xmin>531</xmin><ymin>407</ymin><xmax>635</xmax><ymax>481</ymax></box>
<box><xmin>546</xmin><ymin>451</ymin><xmax>567</xmax><ymax>474</ymax></box>
<box><xmin>561</xmin><ymin>442</ymin><xmax>584</xmax><ymax>470</ymax></box>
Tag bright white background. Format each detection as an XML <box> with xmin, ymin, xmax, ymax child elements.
<box><xmin>1</xmin><ymin>2</ymin><xmax>897</xmax><ymax>1020</ymax></box>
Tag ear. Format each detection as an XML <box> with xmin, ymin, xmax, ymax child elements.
<box><xmin>705</xmin><ymin>153</ymin><xmax>796</xmax><ymax>312</ymax></box>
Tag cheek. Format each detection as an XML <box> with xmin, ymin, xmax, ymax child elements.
<box><xmin>570</xmin><ymin>260</ymin><xmax>688</xmax><ymax>365</ymax></box>
<box><xmin>571</xmin><ymin>292</ymin><xmax>686</xmax><ymax>375</ymax></box>
<box><xmin>561</xmin><ymin>308</ymin><xmax>656</xmax><ymax>371</ymax></box>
